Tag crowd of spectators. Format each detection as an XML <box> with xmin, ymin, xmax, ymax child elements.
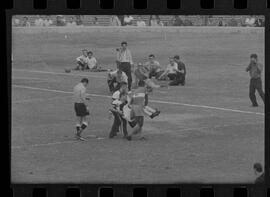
<box><xmin>12</xmin><ymin>15</ymin><xmax>264</xmax><ymax>27</ymax></box>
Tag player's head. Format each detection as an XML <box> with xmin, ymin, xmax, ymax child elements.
<box><xmin>116</xmin><ymin>69</ymin><xmax>123</xmax><ymax>76</ymax></box>
<box><xmin>253</xmin><ymin>163</ymin><xmax>263</xmax><ymax>175</ymax></box>
<box><xmin>82</xmin><ymin>49</ymin><xmax>88</xmax><ymax>56</ymax></box>
<box><xmin>173</xmin><ymin>55</ymin><xmax>180</xmax><ymax>62</ymax></box>
<box><xmin>148</xmin><ymin>54</ymin><xmax>155</xmax><ymax>62</ymax></box>
<box><xmin>250</xmin><ymin>53</ymin><xmax>258</xmax><ymax>63</ymax></box>
<box><xmin>137</xmin><ymin>63</ymin><xmax>143</xmax><ymax>68</ymax></box>
<box><xmin>81</xmin><ymin>78</ymin><xmax>89</xmax><ymax>87</ymax></box>
<box><xmin>87</xmin><ymin>51</ymin><xmax>93</xmax><ymax>57</ymax></box>
<box><xmin>121</xmin><ymin>41</ymin><xmax>127</xmax><ymax>49</ymax></box>
<box><xmin>169</xmin><ymin>57</ymin><xmax>175</xmax><ymax>64</ymax></box>
<box><xmin>119</xmin><ymin>82</ymin><xmax>128</xmax><ymax>92</ymax></box>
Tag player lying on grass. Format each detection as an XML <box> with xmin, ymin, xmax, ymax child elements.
<box><xmin>73</xmin><ymin>78</ymin><xmax>90</xmax><ymax>141</ymax></box>
<box><xmin>158</xmin><ymin>57</ymin><xmax>184</xmax><ymax>86</ymax></box>
<box><xmin>107</xmin><ymin>68</ymin><xmax>128</xmax><ymax>94</ymax></box>
<box><xmin>109</xmin><ymin>82</ymin><xmax>129</xmax><ymax>139</ymax></box>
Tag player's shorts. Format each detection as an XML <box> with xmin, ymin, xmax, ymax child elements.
<box><xmin>74</xmin><ymin>103</ymin><xmax>89</xmax><ymax>117</ymax></box>
<box><xmin>134</xmin><ymin>116</ymin><xmax>144</xmax><ymax>128</ymax></box>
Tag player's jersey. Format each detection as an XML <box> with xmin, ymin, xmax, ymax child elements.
<box><xmin>132</xmin><ymin>87</ymin><xmax>146</xmax><ymax>105</ymax></box>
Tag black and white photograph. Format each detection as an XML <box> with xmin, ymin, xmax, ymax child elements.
<box><xmin>11</xmin><ymin>15</ymin><xmax>265</xmax><ymax>184</ymax></box>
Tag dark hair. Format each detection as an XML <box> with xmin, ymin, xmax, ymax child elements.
<box><xmin>87</xmin><ymin>51</ymin><xmax>93</xmax><ymax>55</ymax></box>
<box><xmin>81</xmin><ymin>78</ymin><xmax>89</xmax><ymax>84</ymax></box>
<box><xmin>138</xmin><ymin>80</ymin><xmax>145</xmax><ymax>87</ymax></box>
<box><xmin>174</xmin><ymin>55</ymin><xmax>180</xmax><ymax>60</ymax></box>
<box><xmin>82</xmin><ymin>49</ymin><xmax>88</xmax><ymax>52</ymax></box>
<box><xmin>149</xmin><ymin>54</ymin><xmax>155</xmax><ymax>58</ymax></box>
<box><xmin>121</xmin><ymin>41</ymin><xmax>127</xmax><ymax>46</ymax></box>
<box><xmin>253</xmin><ymin>163</ymin><xmax>263</xmax><ymax>173</ymax></box>
<box><xmin>250</xmin><ymin>54</ymin><xmax>258</xmax><ymax>59</ymax></box>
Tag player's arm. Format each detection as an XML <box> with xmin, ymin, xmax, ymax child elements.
<box><xmin>246</xmin><ymin>64</ymin><xmax>251</xmax><ymax>72</ymax></box>
<box><xmin>257</xmin><ymin>63</ymin><xmax>263</xmax><ymax>74</ymax></box>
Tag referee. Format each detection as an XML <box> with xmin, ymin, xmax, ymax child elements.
<box><xmin>116</xmin><ymin>41</ymin><xmax>133</xmax><ymax>91</ymax></box>
<box><xmin>246</xmin><ymin>54</ymin><xmax>265</xmax><ymax>107</ymax></box>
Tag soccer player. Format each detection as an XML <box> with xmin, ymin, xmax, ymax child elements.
<box><xmin>173</xmin><ymin>55</ymin><xmax>186</xmax><ymax>86</ymax></box>
<box><xmin>107</xmin><ymin>69</ymin><xmax>128</xmax><ymax>93</ymax></box>
<box><xmin>158</xmin><ymin>57</ymin><xmax>181</xmax><ymax>86</ymax></box>
<box><xmin>246</xmin><ymin>54</ymin><xmax>265</xmax><ymax>107</ymax></box>
<box><xmin>86</xmin><ymin>51</ymin><xmax>98</xmax><ymax>70</ymax></box>
<box><xmin>144</xmin><ymin>54</ymin><xmax>163</xmax><ymax>79</ymax></box>
<box><xmin>116</xmin><ymin>41</ymin><xmax>133</xmax><ymax>91</ymax></box>
<box><xmin>75</xmin><ymin>49</ymin><xmax>89</xmax><ymax>71</ymax></box>
<box><xmin>126</xmin><ymin>82</ymin><xmax>160</xmax><ymax>141</ymax></box>
<box><xmin>109</xmin><ymin>82</ymin><xmax>129</xmax><ymax>138</ymax></box>
<box><xmin>73</xmin><ymin>78</ymin><xmax>90</xmax><ymax>140</ymax></box>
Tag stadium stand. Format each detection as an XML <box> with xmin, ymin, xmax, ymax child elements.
<box><xmin>12</xmin><ymin>15</ymin><xmax>265</xmax><ymax>27</ymax></box>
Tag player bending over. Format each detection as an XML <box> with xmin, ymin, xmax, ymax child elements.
<box><xmin>73</xmin><ymin>78</ymin><xmax>90</xmax><ymax>140</ymax></box>
<box><xmin>109</xmin><ymin>82</ymin><xmax>129</xmax><ymax>138</ymax></box>
<box><xmin>107</xmin><ymin>68</ymin><xmax>128</xmax><ymax>94</ymax></box>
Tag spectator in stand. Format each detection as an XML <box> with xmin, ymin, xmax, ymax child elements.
<box><xmin>75</xmin><ymin>15</ymin><xmax>83</xmax><ymax>26</ymax></box>
<box><xmin>228</xmin><ymin>18</ymin><xmax>238</xmax><ymax>26</ymax></box>
<box><xmin>173</xmin><ymin>15</ymin><xmax>184</xmax><ymax>26</ymax></box>
<box><xmin>245</xmin><ymin>16</ymin><xmax>256</xmax><ymax>27</ymax></box>
<box><xmin>13</xmin><ymin>17</ymin><xmax>20</xmax><ymax>26</ymax></box>
<box><xmin>253</xmin><ymin>163</ymin><xmax>264</xmax><ymax>184</ymax></box>
<box><xmin>34</xmin><ymin>15</ymin><xmax>44</xmax><ymax>26</ymax></box>
<box><xmin>117</xmin><ymin>15</ymin><xmax>125</xmax><ymax>26</ymax></box>
<box><xmin>110</xmin><ymin>15</ymin><xmax>121</xmax><ymax>26</ymax></box>
<box><xmin>218</xmin><ymin>20</ymin><xmax>224</xmax><ymax>26</ymax></box>
<box><xmin>136</xmin><ymin>16</ymin><xmax>146</xmax><ymax>27</ymax></box>
<box><xmin>43</xmin><ymin>16</ymin><xmax>53</xmax><ymax>27</ymax></box>
<box><xmin>21</xmin><ymin>16</ymin><xmax>31</xmax><ymax>27</ymax></box>
<box><xmin>123</xmin><ymin>15</ymin><xmax>134</xmax><ymax>26</ymax></box>
<box><xmin>67</xmin><ymin>17</ymin><xmax>77</xmax><ymax>26</ymax></box>
<box><xmin>56</xmin><ymin>15</ymin><xmax>66</xmax><ymax>26</ymax></box>
<box><xmin>93</xmin><ymin>17</ymin><xmax>99</xmax><ymax>25</ymax></box>
<box><xmin>254</xmin><ymin>17</ymin><xmax>264</xmax><ymax>27</ymax></box>
<box><xmin>156</xmin><ymin>15</ymin><xmax>164</xmax><ymax>26</ymax></box>
<box><xmin>149</xmin><ymin>15</ymin><xmax>159</xmax><ymax>26</ymax></box>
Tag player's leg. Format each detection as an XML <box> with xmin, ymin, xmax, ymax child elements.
<box><xmin>249</xmin><ymin>78</ymin><xmax>258</xmax><ymax>106</ymax></box>
<box><xmin>255</xmin><ymin>78</ymin><xmax>265</xmax><ymax>104</ymax></box>
<box><xmin>144</xmin><ymin>106</ymin><xmax>160</xmax><ymax>119</ymax></box>
<box><xmin>109</xmin><ymin>111</ymin><xmax>121</xmax><ymax>138</ymax></box>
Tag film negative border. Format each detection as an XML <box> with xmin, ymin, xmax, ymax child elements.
<box><xmin>5</xmin><ymin>0</ymin><xmax>270</xmax><ymax>197</ymax></box>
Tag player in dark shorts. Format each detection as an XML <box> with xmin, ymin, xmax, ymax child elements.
<box><xmin>73</xmin><ymin>78</ymin><xmax>90</xmax><ymax>140</ymax></box>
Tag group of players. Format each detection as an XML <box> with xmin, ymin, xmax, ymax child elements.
<box><xmin>73</xmin><ymin>42</ymin><xmax>188</xmax><ymax>141</ymax></box>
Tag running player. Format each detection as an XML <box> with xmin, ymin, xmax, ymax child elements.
<box><xmin>73</xmin><ymin>78</ymin><xmax>90</xmax><ymax>140</ymax></box>
<box><xmin>107</xmin><ymin>69</ymin><xmax>128</xmax><ymax>93</ymax></box>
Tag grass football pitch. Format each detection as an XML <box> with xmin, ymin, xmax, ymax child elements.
<box><xmin>11</xmin><ymin>27</ymin><xmax>264</xmax><ymax>183</ymax></box>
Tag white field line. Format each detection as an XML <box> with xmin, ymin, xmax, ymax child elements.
<box><xmin>13</xmin><ymin>85</ymin><xmax>265</xmax><ymax>116</ymax></box>
<box><xmin>11</xmin><ymin>121</ymin><xmax>263</xmax><ymax>150</ymax></box>
<box><xmin>12</xmin><ymin>68</ymin><xmax>107</xmax><ymax>79</ymax></box>
<box><xmin>12</xmin><ymin>95</ymin><xmax>73</xmax><ymax>104</ymax></box>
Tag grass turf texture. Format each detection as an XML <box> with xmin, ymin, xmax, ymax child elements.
<box><xmin>11</xmin><ymin>27</ymin><xmax>264</xmax><ymax>184</ymax></box>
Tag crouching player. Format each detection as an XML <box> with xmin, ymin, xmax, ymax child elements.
<box><xmin>107</xmin><ymin>68</ymin><xmax>128</xmax><ymax>94</ymax></box>
<box><xmin>109</xmin><ymin>82</ymin><xmax>129</xmax><ymax>138</ymax></box>
<box><xmin>74</xmin><ymin>49</ymin><xmax>89</xmax><ymax>71</ymax></box>
<box><xmin>73</xmin><ymin>78</ymin><xmax>90</xmax><ymax>140</ymax></box>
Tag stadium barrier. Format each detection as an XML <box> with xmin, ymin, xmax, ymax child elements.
<box><xmin>13</xmin><ymin>26</ymin><xmax>264</xmax><ymax>34</ymax></box>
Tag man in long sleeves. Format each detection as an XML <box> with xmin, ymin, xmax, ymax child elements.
<box><xmin>116</xmin><ymin>41</ymin><xmax>133</xmax><ymax>91</ymax></box>
<box><xmin>246</xmin><ymin>54</ymin><xmax>265</xmax><ymax>107</ymax></box>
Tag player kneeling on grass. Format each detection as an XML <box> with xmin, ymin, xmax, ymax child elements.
<box><xmin>125</xmin><ymin>81</ymin><xmax>160</xmax><ymax>141</ymax></box>
<box><xmin>73</xmin><ymin>78</ymin><xmax>90</xmax><ymax>141</ymax></box>
<box><xmin>74</xmin><ymin>49</ymin><xmax>89</xmax><ymax>71</ymax></box>
<box><xmin>109</xmin><ymin>82</ymin><xmax>129</xmax><ymax>138</ymax></box>
<box><xmin>107</xmin><ymin>69</ymin><xmax>128</xmax><ymax>94</ymax></box>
